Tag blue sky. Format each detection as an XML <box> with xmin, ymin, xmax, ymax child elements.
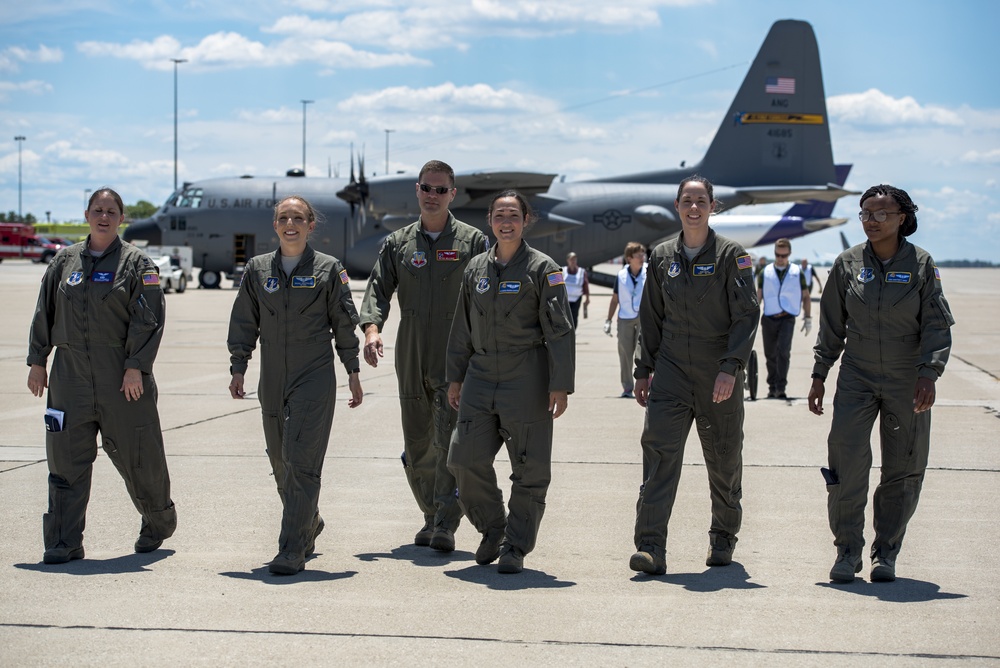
<box><xmin>1</xmin><ymin>0</ymin><xmax>998</xmax><ymax>262</ymax></box>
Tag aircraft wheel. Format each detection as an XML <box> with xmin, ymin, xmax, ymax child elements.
<box><xmin>747</xmin><ymin>350</ymin><xmax>759</xmax><ymax>401</ymax></box>
<box><xmin>176</xmin><ymin>274</ymin><xmax>187</xmax><ymax>293</ymax></box>
<box><xmin>199</xmin><ymin>270</ymin><xmax>221</xmax><ymax>289</ymax></box>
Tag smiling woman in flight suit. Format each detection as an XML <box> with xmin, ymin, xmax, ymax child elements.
<box><xmin>27</xmin><ymin>187</ymin><xmax>177</xmax><ymax>564</ymax></box>
<box><xmin>228</xmin><ymin>195</ymin><xmax>363</xmax><ymax>576</ymax></box>
<box><xmin>446</xmin><ymin>189</ymin><xmax>575</xmax><ymax>575</ymax></box>
<box><xmin>809</xmin><ymin>184</ymin><xmax>954</xmax><ymax>584</ymax></box>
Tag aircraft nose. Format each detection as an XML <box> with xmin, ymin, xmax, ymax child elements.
<box><xmin>123</xmin><ymin>218</ymin><xmax>162</xmax><ymax>245</ymax></box>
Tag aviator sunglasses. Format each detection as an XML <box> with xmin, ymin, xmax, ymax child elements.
<box><xmin>418</xmin><ymin>183</ymin><xmax>453</xmax><ymax>195</ymax></box>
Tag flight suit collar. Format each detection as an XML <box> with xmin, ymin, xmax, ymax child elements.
<box><xmin>416</xmin><ymin>212</ymin><xmax>458</xmax><ymax>242</ymax></box>
<box><xmin>272</xmin><ymin>244</ymin><xmax>316</xmax><ymax>276</ymax></box>
<box><xmin>673</xmin><ymin>227</ymin><xmax>717</xmax><ymax>264</ymax></box>
<box><xmin>863</xmin><ymin>237</ymin><xmax>913</xmax><ymax>268</ymax></box>
<box><xmin>487</xmin><ymin>239</ymin><xmax>530</xmax><ymax>269</ymax></box>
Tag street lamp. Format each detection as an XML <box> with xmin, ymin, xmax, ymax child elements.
<box><xmin>300</xmin><ymin>99</ymin><xmax>314</xmax><ymax>174</ymax></box>
<box><xmin>384</xmin><ymin>129</ymin><xmax>395</xmax><ymax>175</ymax></box>
<box><xmin>171</xmin><ymin>58</ymin><xmax>187</xmax><ymax>192</ymax></box>
<box><xmin>14</xmin><ymin>135</ymin><xmax>25</xmax><ymax>220</ymax></box>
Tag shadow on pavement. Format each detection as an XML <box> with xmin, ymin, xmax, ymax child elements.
<box><xmin>444</xmin><ymin>564</ymin><xmax>576</xmax><ymax>591</ymax></box>
<box><xmin>219</xmin><ymin>564</ymin><xmax>358</xmax><ymax>585</ymax></box>
<box><xmin>816</xmin><ymin>578</ymin><xmax>967</xmax><ymax>602</ymax></box>
<box><xmin>14</xmin><ymin>549</ymin><xmax>175</xmax><ymax>575</ymax></box>
<box><xmin>629</xmin><ymin>562</ymin><xmax>767</xmax><ymax>591</ymax></box>
<box><xmin>355</xmin><ymin>544</ymin><xmax>475</xmax><ymax>567</ymax></box>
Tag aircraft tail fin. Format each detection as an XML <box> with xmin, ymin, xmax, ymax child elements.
<box><xmin>783</xmin><ymin>164</ymin><xmax>851</xmax><ymax>219</ymax></box>
<box><xmin>698</xmin><ymin>20</ymin><xmax>836</xmax><ymax>188</ymax></box>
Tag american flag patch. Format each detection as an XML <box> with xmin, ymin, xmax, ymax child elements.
<box><xmin>339</xmin><ymin>269</ymin><xmax>350</xmax><ymax>284</ymax></box>
<box><xmin>142</xmin><ymin>272</ymin><xmax>160</xmax><ymax>286</ymax></box>
<box><xmin>736</xmin><ymin>254</ymin><xmax>753</xmax><ymax>270</ymax></box>
<box><xmin>933</xmin><ymin>266</ymin><xmax>941</xmax><ymax>280</ymax></box>
<box><xmin>547</xmin><ymin>271</ymin><xmax>565</xmax><ymax>287</ymax></box>
<box><xmin>765</xmin><ymin>77</ymin><xmax>796</xmax><ymax>94</ymax></box>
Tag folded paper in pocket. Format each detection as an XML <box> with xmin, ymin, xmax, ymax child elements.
<box><xmin>44</xmin><ymin>408</ymin><xmax>65</xmax><ymax>433</ymax></box>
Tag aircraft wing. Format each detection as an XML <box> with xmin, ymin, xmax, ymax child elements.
<box><xmin>453</xmin><ymin>171</ymin><xmax>558</xmax><ymax>208</ymax></box>
<box><xmin>724</xmin><ymin>184</ymin><xmax>858</xmax><ymax>205</ymax></box>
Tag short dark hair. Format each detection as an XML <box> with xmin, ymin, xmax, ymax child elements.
<box><xmin>861</xmin><ymin>184</ymin><xmax>918</xmax><ymax>237</ymax></box>
<box><xmin>418</xmin><ymin>160</ymin><xmax>455</xmax><ymax>186</ymax></box>
<box><xmin>88</xmin><ymin>187</ymin><xmax>124</xmax><ymax>213</ymax></box>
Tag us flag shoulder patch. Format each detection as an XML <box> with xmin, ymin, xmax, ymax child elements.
<box><xmin>339</xmin><ymin>269</ymin><xmax>350</xmax><ymax>285</ymax></box>
<box><xmin>547</xmin><ymin>271</ymin><xmax>565</xmax><ymax>287</ymax></box>
<box><xmin>142</xmin><ymin>272</ymin><xmax>160</xmax><ymax>286</ymax></box>
<box><xmin>736</xmin><ymin>255</ymin><xmax>753</xmax><ymax>270</ymax></box>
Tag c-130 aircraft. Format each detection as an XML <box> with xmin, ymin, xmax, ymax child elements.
<box><xmin>125</xmin><ymin>19</ymin><xmax>852</xmax><ymax>288</ymax></box>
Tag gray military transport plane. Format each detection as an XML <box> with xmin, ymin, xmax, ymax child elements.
<box><xmin>124</xmin><ymin>19</ymin><xmax>851</xmax><ymax>288</ymax></box>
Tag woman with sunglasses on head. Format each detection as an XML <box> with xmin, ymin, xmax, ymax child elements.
<box><xmin>808</xmin><ymin>185</ymin><xmax>954</xmax><ymax>584</ymax></box>
<box><xmin>446</xmin><ymin>189</ymin><xmax>575</xmax><ymax>575</ymax></box>
<box><xmin>228</xmin><ymin>195</ymin><xmax>363</xmax><ymax>575</ymax></box>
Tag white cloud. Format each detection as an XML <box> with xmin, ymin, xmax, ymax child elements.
<box><xmin>0</xmin><ymin>80</ymin><xmax>53</xmax><ymax>100</ymax></box>
<box><xmin>828</xmin><ymin>89</ymin><xmax>963</xmax><ymax>127</ymax></box>
<box><xmin>0</xmin><ymin>44</ymin><xmax>63</xmax><ymax>73</ymax></box>
<box><xmin>338</xmin><ymin>82</ymin><xmax>550</xmax><ymax>112</ymax></box>
<box><xmin>961</xmin><ymin>148</ymin><xmax>1000</xmax><ymax>164</ymax></box>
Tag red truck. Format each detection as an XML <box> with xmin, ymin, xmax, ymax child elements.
<box><xmin>0</xmin><ymin>223</ymin><xmax>68</xmax><ymax>263</ymax></box>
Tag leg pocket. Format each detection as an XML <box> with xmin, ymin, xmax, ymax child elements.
<box><xmin>129</xmin><ymin>422</ymin><xmax>171</xmax><ymax>503</ymax></box>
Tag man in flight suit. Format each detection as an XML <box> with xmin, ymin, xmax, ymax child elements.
<box><xmin>360</xmin><ymin>160</ymin><xmax>489</xmax><ymax>552</ymax></box>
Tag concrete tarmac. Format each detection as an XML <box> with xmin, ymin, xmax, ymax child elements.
<box><xmin>1</xmin><ymin>259</ymin><xmax>998</xmax><ymax>666</ymax></box>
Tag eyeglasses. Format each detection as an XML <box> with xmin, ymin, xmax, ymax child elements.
<box><xmin>418</xmin><ymin>183</ymin><xmax>452</xmax><ymax>195</ymax></box>
<box><xmin>774</xmin><ymin>252</ymin><xmax>789</xmax><ymax>258</ymax></box>
<box><xmin>859</xmin><ymin>209</ymin><xmax>902</xmax><ymax>223</ymax></box>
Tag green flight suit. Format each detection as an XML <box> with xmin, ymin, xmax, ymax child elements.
<box><xmin>27</xmin><ymin>236</ymin><xmax>176</xmax><ymax>552</ymax></box>
<box><xmin>813</xmin><ymin>240</ymin><xmax>953</xmax><ymax>563</ymax></box>
<box><xmin>632</xmin><ymin>229</ymin><xmax>759</xmax><ymax>561</ymax></box>
<box><xmin>360</xmin><ymin>213</ymin><xmax>489</xmax><ymax>532</ymax></box>
<box><xmin>446</xmin><ymin>241</ymin><xmax>575</xmax><ymax>556</ymax></box>
<box><xmin>228</xmin><ymin>246</ymin><xmax>361</xmax><ymax>558</ymax></box>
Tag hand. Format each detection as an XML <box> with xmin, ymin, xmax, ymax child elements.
<box><xmin>229</xmin><ymin>372</ymin><xmax>246</xmax><ymax>399</ymax></box>
<box><xmin>27</xmin><ymin>364</ymin><xmax>47</xmax><ymax>398</ymax></box>
<box><xmin>913</xmin><ymin>376</ymin><xmax>936</xmax><ymax>413</ymax></box>
<box><xmin>635</xmin><ymin>376</ymin><xmax>651</xmax><ymax>408</ymax></box>
<box><xmin>348</xmin><ymin>372</ymin><xmax>363</xmax><ymax>408</ymax></box>
<box><xmin>712</xmin><ymin>371</ymin><xmax>736</xmax><ymax>403</ymax></box>
<box><xmin>548</xmin><ymin>391</ymin><xmax>568</xmax><ymax>418</ymax></box>
<box><xmin>603</xmin><ymin>319</ymin><xmax>612</xmax><ymax>336</ymax></box>
<box><xmin>801</xmin><ymin>316</ymin><xmax>812</xmax><ymax>336</ymax></box>
<box><xmin>121</xmin><ymin>368</ymin><xmax>144</xmax><ymax>402</ymax></box>
<box><xmin>363</xmin><ymin>326</ymin><xmax>384</xmax><ymax>368</ymax></box>
<box><xmin>448</xmin><ymin>382</ymin><xmax>463</xmax><ymax>411</ymax></box>
<box><xmin>808</xmin><ymin>378</ymin><xmax>825</xmax><ymax>415</ymax></box>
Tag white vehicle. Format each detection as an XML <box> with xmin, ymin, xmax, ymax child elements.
<box><xmin>141</xmin><ymin>245</ymin><xmax>193</xmax><ymax>294</ymax></box>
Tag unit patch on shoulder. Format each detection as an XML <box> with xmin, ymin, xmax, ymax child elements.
<box><xmin>291</xmin><ymin>276</ymin><xmax>316</xmax><ymax>288</ymax></box>
<box><xmin>885</xmin><ymin>272</ymin><xmax>911</xmax><ymax>284</ymax></box>
<box><xmin>437</xmin><ymin>250</ymin><xmax>459</xmax><ymax>261</ymax></box>
<box><xmin>142</xmin><ymin>271</ymin><xmax>160</xmax><ymax>286</ymax></box>
<box><xmin>92</xmin><ymin>271</ymin><xmax>115</xmax><ymax>283</ymax></box>
<box><xmin>264</xmin><ymin>277</ymin><xmax>280</xmax><ymax>293</ymax></box>
<box><xmin>475</xmin><ymin>277</ymin><xmax>490</xmax><ymax>294</ymax></box>
<box><xmin>546</xmin><ymin>271</ymin><xmax>565</xmax><ymax>287</ymax></box>
<box><xmin>667</xmin><ymin>261</ymin><xmax>681</xmax><ymax>278</ymax></box>
<box><xmin>857</xmin><ymin>267</ymin><xmax>875</xmax><ymax>284</ymax></box>
<box><xmin>933</xmin><ymin>266</ymin><xmax>941</xmax><ymax>280</ymax></box>
<box><xmin>67</xmin><ymin>271</ymin><xmax>83</xmax><ymax>286</ymax></box>
<box><xmin>410</xmin><ymin>251</ymin><xmax>428</xmax><ymax>268</ymax></box>
<box><xmin>736</xmin><ymin>254</ymin><xmax>753</xmax><ymax>270</ymax></box>
<box><xmin>692</xmin><ymin>264</ymin><xmax>715</xmax><ymax>276</ymax></box>
<box><xmin>499</xmin><ymin>281</ymin><xmax>521</xmax><ymax>294</ymax></box>
<box><xmin>339</xmin><ymin>269</ymin><xmax>350</xmax><ymax>285</ymax></box>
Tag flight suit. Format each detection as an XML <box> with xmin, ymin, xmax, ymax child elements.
<box><xmin>27</xmin><ymin>236</ymin><xmax>177</xmax><ymax>552</ymax></box>
<box><xmin>446</xmin><ymin>242</ymin><xmax>575</xmax><ymax>556</ymax></box>
<box><xmin>228</xmin><ymin>246</ymin><xmax>361</xmax><ymax>558</ymax></box>
<box><xmin>813</xmin><ymin>240</ymin><xmax>953</xmax><ymax>563</ymax></box>
<box><xmin>360</xmin><ymin>214</ymin><xmax>489</xmax><ymax>533</ymax></box>
<box><xmin>633</xmin><ymin>229</ymin><xmax>759</xmax><ymax>561</ymax></box>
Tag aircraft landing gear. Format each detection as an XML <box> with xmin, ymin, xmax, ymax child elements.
<box><xmin>199</xmin><ymin>270</ymin><xmax>221</xmax><ymax>289</ymax></box>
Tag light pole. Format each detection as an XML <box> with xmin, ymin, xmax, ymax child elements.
<box><xmin>171</xmin><ymin>58</ymin><xmax>187</xmax><ymax>192</ymax></box>
<box><xmin>300</xmin><ymin>100</ymin><xmax>314</xmax><ymax>174</ymax></box>
<box><xmin>384</xmin><ymin>129</ymin><xmax>395</xmax><ymax>175</ymax></box>
<box><xmin>14</xmin><ymin>135</ymin><xmax>25</xmax><ymax>220</ymax></box>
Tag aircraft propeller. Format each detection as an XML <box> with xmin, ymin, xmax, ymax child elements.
<box><xmin>336</xmin><ymin>146</ymin><xmax>369</xmax><ymax>231</ymax></box>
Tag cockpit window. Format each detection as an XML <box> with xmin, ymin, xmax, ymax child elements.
<box><xmin>170</xmin><ymin>187</ymin><xmax>203</xmax><ymax>209</ymax></box>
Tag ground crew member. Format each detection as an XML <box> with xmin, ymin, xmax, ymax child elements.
<box><xmin>801</xmin><ymin>258</ymin><xmax>823</xmax><ymax>294</ymax></box>
<box><xmin>360</xmin><ymin>160</ymin><xmax>489</xmax><ymax>552</ymax></box>
<box><xmin>228</xmin><ymin>196</ymin><xmax>363</xmax><ymax>576</ymax></box>
<box><xmin>605</xmin><ymin>242</ymin><xmax>647</xmax><ymax>398</ymax></box>
<box><xmin>27</xmin><ymin>187</ymin><xmax>177</xmax><ymax>564</ymax></box>
<box><xmin>756</xmin><ymin>238</ymin><xmax>810</xmax><ymax>399</ymax></box>
<box><xmin>447</xmin><ymin>189</ymin><xmax>575</xmax><ymax>575</ymax></box>
<box><xmin>630</xmin><ymin>176</ymin><xmax>759</xmax><ymax>576</ymax></box>
<box><xmin>562</xmin><ymin>251</ymin><xmax>590</xmax><ymax>328</ymax></box>
<box><xmin>809</xmin><ymin>184</ymin><xmax>953</xmax><ymax>584</ymax></box>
